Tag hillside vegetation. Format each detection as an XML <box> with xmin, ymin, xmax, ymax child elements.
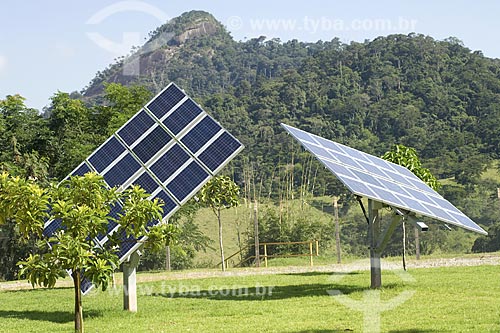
<box><xmin>82</xmin><ymin>11</ymin><xmax>500</xmax><ymax>227</ymax></box>
<box><xmin>2</xmin><ymin>11</ymin><xmax>500</xmax><ymax>276</ymax></box>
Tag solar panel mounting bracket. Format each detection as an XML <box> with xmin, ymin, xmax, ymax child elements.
<box><xmin>280</xmin><ymin>122</ymin><xmax>487</xmax><ymax>289</ymax></box>
<box><xmin>375</xmin><ymin>210</ymin><xmax>402</xmax><ymax>254</ymax></box>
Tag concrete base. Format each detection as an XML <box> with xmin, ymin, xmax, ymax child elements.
<box><xmin>123</xmin><ymin>251</ymin><xmax>141</xmax><ymax>312</ymax></box>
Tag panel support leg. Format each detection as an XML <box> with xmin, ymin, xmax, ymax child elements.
<box><xmin>369</xmin><ymin>200</ymin><xmax>382</xmax><ymax>289</ymax></box>
<box><xmin>123</xmin><ymin>251</ymin><xmax>141</xmax><ymax>312</ymax></box>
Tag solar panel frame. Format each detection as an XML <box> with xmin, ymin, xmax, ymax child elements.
<box><xmin>43</xmin><ymin>82</ymin><xmax>244</xmax><ymax>294</ymax></box>
<box><xmin>281</xmin><ymin>123</ymin><xmax>487</xmax><ymax>235</ymax></box>
<box><xmin>117</xmin><ymin>109</ymin><xmax>156</xmax><ymax>147</ymax></box>
<box><xmin>145</xmin><ymin>83</ymin><xmax>187</xmax><ymax>120</ymax></box>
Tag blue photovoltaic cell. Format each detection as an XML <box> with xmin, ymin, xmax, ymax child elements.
<box><xmin>103</xmin><ymin>153</ymin><xmax>141</xmax><ymax>188</ymax></box>
<box><xmin>147</xmin><ymin>84</ymin><xmax>186</xmax><ymax>119</ymax></box>
<box><xmin>382</xmin><ymin>179</ymin><xmax>407</xmax><ymax>193</ymax></box>
<box><xmin>88</xmin><ymin>136</ymin><xmax>126</xmax><ymax>173</ymax></box>
<box><xmin>362</xmin><ymin>153</ymin><xmax>393</xmax><ymax>170</ymax></box>
<box><xmin>117</xmin><ymin>110</ymin><xmax>156</xmax><ymax>146</ymax></box>
<box><xmin>163</xmin><ymin>99</ymin><xmax>203</xmax><ymax>135</ymax></box>
<box><xmin>449</xmin><ymin>212</ymin><xmax>479</xmax><ymax>230</ymax></box>
<box><xmin>150</xmin><ymin>144</ymin><xmax>190</xmax><ymax>183</ymax></box>
<box><xmin>71</xmin><ymin>163</ymin><xmax>92</xmax><ymax>177</ymax></box>
<box><xmin>180</xmin><ymin>116</ymin><xmax>222</xmax><ymax>154</ymax></box>
<box><xmin>167</xmin><ymin>161</ymin><xmax>209</xmax><ymax>202</ymax></box>
<box><xmin>132</xmin><ymin>125</ymin><xmax>172</xmax><ymax>163</ymax></box>
<box><xmin>143</xmin><ymin>189</ymin><xmax>178</xmax><ymax>228</ymax></box>
<box><xmin>153</xmin><ymin>190</ymin><xmax>178</xmax><ymax>219</ymax></box>
<box><xmin>81</xmin><ymin>278</ymin><xmax>93</xmax><ymax>294</ymax></box>
<box><xmin>425</xmin><ymin>204</ymin><xmax>456</xmax><ymax>222</ymax></box>
<box><xmin>335</xmin><ymin>153</ymin><xmax>363</xmax><ymax>169</ymax></box>
<box><xmin>407</xmin><ymin>178</ymin><xmax>436</xmax><ymax>195</ymax></box>
<box><xmin>355</xmin><ymin>159</ymin><xmax>389</xmax><ymax>179</ymax></box>
<box><xmin>97</xmin><ymin>202</ymin><xmax>122</xmax><ymax>242</ymax></box>
<box><xmin>302</xmin><ymin>141</ymin><xmax>332</xmax><ymax>160</ymax></box>
<box><xmin>372</xmin><ymin>187</ymin><xmax>405</xmax><ymax>207</ymax></box>
<box><xmin>281</xmin><ymin>123</ymin><xmax>487</xmax><ymax>235</ymax></box>
<box><xmin>47</xmin><ymin>83</ymin><xmax>244</xmax><ymax>294</ymax></box>
<box><xmin>398</xmin><ymin>195</ymin><xmax>431</xmax><ymax>215</ymax></box>
<box><xmin>321</xmin><ymin>159</ymin><xmax>355</xmax><ymax>178</ymax></box>
<box><xmin>382</xmin><ymin>169</ymin><xmax>414</xmax><ymax>187</ymax></box>
<box><xmin>388</xmin><ymin>162</ymin><xmax>418</xmax><ymax>178</ymax></box>
<box><xmin>198</xmin><ymin>132</ymin><xmax>242</xmax><ymax>172</ymax></box>
<box><xmin>285</xmin><ymin>126</ymin><xmax>315</xmax><ymax>143</ymax></box>
<box><xmin>116</xmin><ymin>231</ymin><xmax>137</xmax><ymax>260</ymax></box>
<box><xmin>337</xmin><ymin>144</ymin><xmax>370</xmax><ymax>162</ymax></box>
<box><xmin>404</xmin><ymin>187</ymin><xmax>435</xmax><ymax>204</ymax></box>
<box><xmin>349</xmin><ymin>169</ymin><xmax>383</xmax><ymax>187</ymax></box>
<box><xmin>43</xmin><ymin>219</ymin><xmax>62</xmax><ymax>238</ymax></box>
<box><xmin>314</xmin><ymin>136</ymin><xmax>346</xmax><ymax>155</ymax></box>
<box><xmin>131</xmin><ymin>171</ymin><xmax>159</xmax><ymax>195</ymax></box>
<box><xmin>342</xmin><ymin>177</ymin><xmax>378</xmax><ymax>199</ymax></box>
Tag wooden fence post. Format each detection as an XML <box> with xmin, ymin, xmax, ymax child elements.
<box><xmin>263</xmin><ymin>243</ymin><xmax>268</xmax><ymax>268</ymax></box>
<box><xmin>309</xmin><ymin>241</ymin><xmax>313</xmax><ymax>266</ymax></box>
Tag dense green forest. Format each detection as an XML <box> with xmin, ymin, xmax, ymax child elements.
<box><xmin>2</xmin><ymin>11</ymin><xmax>500</xmax><ymax>278</ymax></box>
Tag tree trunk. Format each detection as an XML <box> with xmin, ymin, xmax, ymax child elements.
<box><xmin>253</xmin><ymin>199</ymin><xmax>260</xmax><ymax>267</ymax></box>
<box><xmin>72</xmin><ymin>270</ymin><xmax>84</xmax><ymax>333</ymax></box>
<box><xmin>218</xmin><ymin>209</ymin><xmax>225</xmax><ymax>271</ymax></box>
<box><xmin>165</xmin><ymin>246</ymin><xmax>171</xmax><ymax>271</ymax></box>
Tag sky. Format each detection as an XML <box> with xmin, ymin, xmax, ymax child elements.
<box><xmin>1</xmin><ymin>1</ymin><xmax>500</xmax><ymax>111</ymax></box>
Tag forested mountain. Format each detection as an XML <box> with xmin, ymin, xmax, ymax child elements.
<box><xmin>2</xmin><ymin>10</ymin><xmax>500</xmax><ymax>276</ymax></box>
<box><xmin>82</xmin><ymin>11</ymin><xmax>500</xmax><ymax>182</ymax></box>
<box><xmin>81</xmin><ymin>11</ymin><xmax>500</xmax><ymax>226</ymax></box>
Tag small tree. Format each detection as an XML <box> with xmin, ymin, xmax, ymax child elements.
<box><xmin>382</xmin><ymin>144</ymin><xmax>441</xmax><ymax>263</ymax></box>
<box><xmin>200</xmin><ymin>176</ymin><xmax>240</xmax><ymax>271</ymax></box>
<box><xmin>382</xmin><ymin>144</ymin><xmax>440</xmax><ymax>191</ymax></box>
<box><xmin>0</xmin><ymin>172</ymin><xmax>175</xmax><ymax>333</ymax></box>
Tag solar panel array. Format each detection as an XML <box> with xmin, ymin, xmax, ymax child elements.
<box><xmin>281</xmin><ymin>123</ymin><xmax>487</xmax><ymax>235</ymax></box>
<box><xmin>43</xmin><ymin>83</ymin><xmax>244</xmax><ymax>292</ymax></box>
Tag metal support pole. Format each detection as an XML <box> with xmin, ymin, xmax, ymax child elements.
<box><xmin>333</xmin><ymin>196</ymin><xmax>341</xmax><ymax>264</ymax></box>
<box><xmin>414</xmin><ymin>226</ymin><xmax>420</xmax><ymax>260</ymax></box>
<box><xmin>369</xmin><ymin>200</ymin><xmax>382</xmax><ymax>289</ymax></box>
<box><xmin>123</xmin><ymin>251</ymin><xmax>141</xmax><ymax>312</ymax></box>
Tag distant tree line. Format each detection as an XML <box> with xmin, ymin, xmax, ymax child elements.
<box><xmin>2</xmin><ymin>13</ymin><xmax>500</xmax><ymax>279</ymax></box>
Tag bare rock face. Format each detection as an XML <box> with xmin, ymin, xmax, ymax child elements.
<box><xmin>83</xmin><ymin>11</ymin><xmax>225</xmax><ymax>97</ymax></box>
<box><xmin>174</xmin><ymin>20</ymin><xmax>219</xmax><ymax>45</ymax></box>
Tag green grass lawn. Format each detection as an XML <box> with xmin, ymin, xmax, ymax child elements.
<box><xmin>1</xmin><ymin>265</ymin><xmax>499</xmax><ymax>332</ymax></box>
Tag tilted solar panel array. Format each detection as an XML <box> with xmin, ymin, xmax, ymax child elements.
<box><xmin>281</xmin><ymin>123</ymin><xmax>487</xmax><ymax>235</ymax></box>
<box><xmin>43</xmin><ymin>83</ymin><xmax>244</xmax><ymax>292</ymax></box>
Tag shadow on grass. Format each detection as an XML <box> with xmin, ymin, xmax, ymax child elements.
<box><xmin>291</xmin><ymin>330</ymin><xmax>354</xmax><ymax>333</ymax></box>
<box><xmin>0</xmin><ymin>309</ymin><xmax>103</xmax><ymax>323</ymax></box>
<box><xmin>282</xmin><ymin>272</ymin><xmax>361</xmax><ymax>277</ymax></box>
<box><xmin>150</xmin><ymin>281</ymin><xmax>368</xmax><ymax>301</ymax></box>
<box><xmin>1</xmin><ymin>286</ymin><xmax>73</xmax><ymax>294</ymax></box>
<box><xmin>291</xmin><ymin>330</ymin><xmax>440</xmax><ymax>333</ymax></box>
<box><xmin>148</xmin><ymin>270</ymin><xmax>409</xmax><ymax>301</ymax></box>
<box><xmin>388</xmin><ymin>330</ymin><xmax>443</xmax><ymax>333</ymax></box>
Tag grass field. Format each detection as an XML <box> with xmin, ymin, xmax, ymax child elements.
<box><xmin>193</xmin><ymin>197</ymin><xmax>353</xmax><ymax>266</ymax></box>
<box><xmin>1</xmin><ymin>263</ymin><xmax>499</xmax><ymax>332</ymax></box>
